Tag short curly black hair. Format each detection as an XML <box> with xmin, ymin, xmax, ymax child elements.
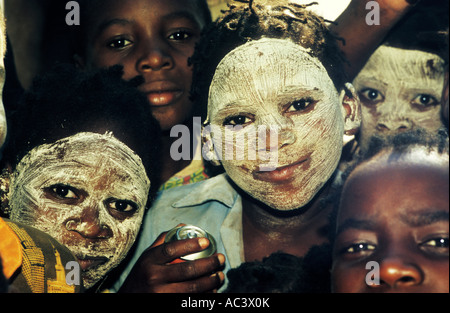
<box><xmin>327</xmin><ymin>127</ymin><xmax>449</xmax><ymax>245</ymax></box>
<box><xmin>189</xmin><ymin>0</ymin><xmax>347</xmax><ymax>121</ymax></box>
<box><xmin>3</xmin><ymin>63</ymin><xmax>162</xmax><ymax>201</ymax></box>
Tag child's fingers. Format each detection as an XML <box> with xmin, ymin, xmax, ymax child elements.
<box><xmin>149</xmin><ymin>232</ymin><xmax>168</xmax><ymax>249</ymax></box>
<box><xmin>143</xmin><ymin>237</ymin><xmax>211</xmax><ymax>265</ymax></box>
<box><xmin>120</xmin><ymin>240</ymin><xmax>225</xmax><ymax>292</ymax></box>
<box><xmin>163</xmin><ymin>253</ymin><xmax>225</xmax><ymax>283</ymax></box>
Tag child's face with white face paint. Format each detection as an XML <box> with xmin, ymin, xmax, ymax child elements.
<box><xmin>9</xmin><ymin>132</ymin><xmax>150</xmax><ymax>289</ymax></box>
<box><xmin>353</xmin><ymin>45</ymin><xmax>445</xmax><ymax>150</ymax></box>
<box><xmin>207</xmin><ymin>38</ymin><xmax>349</xmax><ymax>211</ymax></box>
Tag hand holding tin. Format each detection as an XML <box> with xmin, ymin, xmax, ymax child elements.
<box><xmin>118</xmin><ymin>226</ymin><xmax>225</xmax><ymax>293</ymax></box>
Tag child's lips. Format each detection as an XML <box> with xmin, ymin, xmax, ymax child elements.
<box><xmin>146</xmin><ymin>90</ymin><xmax>183</xmax><ymax>107</ymax></box>
<box><xmin>253</xmin><ymin>156</ymin><xmax>311</xmax><ymax>183</ymax></box>
<box><xmin>76</xmin><ymin>256</ymin><xmax>108</xmax><ymax>271</ymax></box>
<box><xmin>141</xmin><ymin>81</ymin><xmax>183</xmax><ymax>107</ymax></box>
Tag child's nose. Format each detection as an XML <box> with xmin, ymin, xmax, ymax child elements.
<box><xmin>376</xmin><ymin>118</ymin><xmax>414</xmax><ymax>133</ymax></box>
<box><xmin>65</xmin><ymin>205</ymin><xmax>113</xmax><ymax>240</ymax></box>
<box><xmin>376</xmin><ymin>100</ymin><xmax>415</xmax><ymax>133</ymax></box>
<box><xmin>258</xmin><ymin>128</ymin><xmax>296</xmax><ymax>151</ymax></box>
<box><xmin>136</xmin><ymin>41</ymin><xmax>174</xmax><ymax>73</ymax></box>
<box><xmin>258</xmin><ymin>115</ymin><xmax>296</xmax><ymax>150</ymax></box>
<box><xmin>376</xmin><ymin>257</ymin><xmax>423</xmax><ymax>290</ymax></box>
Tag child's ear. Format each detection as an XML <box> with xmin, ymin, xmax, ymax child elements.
<box><xmin>201</xmin><ymin>123</ymin><xmax>221</xmax><ymax>167</ymax></box>
<box><xmin>73</xmin><ymin>54</ymin><xmax>86</xmax><ymax>69</ymax></box>
<box><xmin>339</xmin><ymin>83</ymin><xmax>361</xmax><ymax>136</ymax></box>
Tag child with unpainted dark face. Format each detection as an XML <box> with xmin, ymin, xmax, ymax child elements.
<box><xmin>332</xmin><ymin>129</ymin><xmax>449</xmax><ymax>293</ymax></box>
<box><xmin>74</xmin><ymin>0</ymin><xmax>213</xmax><ymax>188</ymax></box>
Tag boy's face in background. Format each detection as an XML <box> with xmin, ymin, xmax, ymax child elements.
<box><xmin>207</xmin><ymin>38</ymin><xmax>351</xmax><ymax>211</ymax></box>
<box><xmin>81</xmin><ymin>0</ymin><xmax>207</xmax><ymax>131</ymax></box>
<box><xmin>331</xmin><ymin>147</ymin><xmax>449</xmax><ymax>293</ymax></box>
<box><xmin>353</xmin><ymin>45</ymin><xmax>445</xmax><ymax>150</ymax></box>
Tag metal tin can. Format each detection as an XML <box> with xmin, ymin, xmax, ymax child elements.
<box><xmin>164</xmin><ymin>225</ymin><xmax>217</xmax><ymax>261</ymax></box>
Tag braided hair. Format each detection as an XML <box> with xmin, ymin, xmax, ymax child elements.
<box><xmin>190</xmin><ymin>0</ymin><xmax>347</xmax><ymax>121</ymax></box>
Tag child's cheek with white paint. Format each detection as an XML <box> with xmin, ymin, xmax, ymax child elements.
<box><xmin>77</xmin><ymin>208</ymin><xmax>144</xmax><ymax>289</ymax></box>
<box><xmin>31</xmin><ymin>199</ymin><xmax>79</xmax><ymax>246</ymax></box>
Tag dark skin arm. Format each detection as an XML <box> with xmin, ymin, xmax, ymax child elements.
<box><xmin>119</xmin><ymin>231</ymin><xmax>225</xmax><ymax>293</ymax></box>
<box><xmin>331</xmin><ymin>0</ymin><xmax>419</xmax><ymax>80</ymax></box>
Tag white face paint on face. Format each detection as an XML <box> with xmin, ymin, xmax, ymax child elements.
<box><xmin>353</xmin><ymin>45</ymin><xmax>445</xmax><ymax>150</ymax></box>
<box><xmin>9</xmin><ymin>132</ymin><xmax>151</xmax><ymax>289</ymax></box>
<box><xmin>208</xmin><ymin>38</ymin><xmax>347</xmax><ymax>211</ymax></box>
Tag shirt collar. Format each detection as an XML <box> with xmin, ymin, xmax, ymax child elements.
<box><xmin>172</xmin><ymin>173</ymin><xmax>238</xmax><ymax>209</ymax></box>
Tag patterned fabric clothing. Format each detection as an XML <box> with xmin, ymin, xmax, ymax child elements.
<box><xmin>0</xmin><ymin>218</ymin><xmax>82</xmax><ymax>293</ymax></box>
<box><xmin>159</xmin><ymin>163</ymin><xmax>209</xmax><ymax>191</ymax></box>
<box><xmin>158</xmin><ymin>136</ymin><xmax>210</xmax><ymax>191</ymax></box>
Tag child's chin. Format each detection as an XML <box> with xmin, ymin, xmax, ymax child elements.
<box><xmin>257</xmin><ymin>196</ymin><xmax>310</xmax><ymax>212</ymax></box>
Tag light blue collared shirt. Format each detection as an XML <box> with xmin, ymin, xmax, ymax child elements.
<box><xmin>112</xmin><ymin>173</ymin><xmax>245</xmax><ymax>292</ymax></box>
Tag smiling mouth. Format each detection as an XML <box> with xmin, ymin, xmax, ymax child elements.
<box><xmin>253</xmin><ymin>157</ymin><xmax>311</xmax><ymax>183</ymax></box>
<box><xmin>76</xmin><ymin>256</ymin><xmax>108</xmax><ymax>271</ymax></box>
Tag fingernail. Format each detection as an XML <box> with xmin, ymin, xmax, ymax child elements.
<box><xmin>199</xmin><ymin>238</ymin><xmax>209</xmax><ymax>249</ymax></box>
<box><xmin>218</xmin><ymin>254</ymin><xmax>225</xmax><ymax>266</ymax></box>
<box><xmin>218</xmin><ymin>271</ymin><xmax>225</xmax><ymax>282</ymax></box>
<box><xmin>210</xmin><ymin>272</ymin><xmax>224</xmax><ymax>283</ymax></box>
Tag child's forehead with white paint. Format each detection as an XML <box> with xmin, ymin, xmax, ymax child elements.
<box><xmin>208</xmin><ymin>38</ymin><xmax>338</xmax><ymax>119</ymax></box>
<box><xmin>15</xmin><ymin>132</ymin><xmax>150</xmax><ymax>189</ymax></box>
<box><xmin>354</xmin><ymin>45</ymin><xmax>445</xmax><ymax>89</ymax></box>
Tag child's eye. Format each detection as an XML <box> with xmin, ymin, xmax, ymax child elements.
<box><xmin>223</xmin><ymin>115</ymin><xmax>253</xmax><ymax>126</ymax></box>
<box><xmin>107</xmin><ymin>38</ymin><xmax>133</xmax><ymax>49</ymax></box>
<box><xmin>411</xmin><ymin>94</ymin><xmax>439</xmax><ymax>108</ymax></box>
<box><xmin>342</xmin><ymin>242</ymin><xmax>377</xmax><ymax>254</ymax></box>
<box><xmin>420</xmin><ymin>236</ymin><xmax>449</xmax><ymax>256</ymax></box>
<box><xmin>423</xmin><ymin>237</ymin><xmax>449</xmax><ymax>247</ymax></box>
<box><xmin>168</xmin><ymin>30</ymin><xmax>192</xmax><ymax>41</ymax></box>
<box><xmin>107</xmin><ymin>199</ymin><xmax>138</xmax><ymax>213</ymax></box>
<box><xmin>286</xmin><ymin>98</ymin><xmax>315</xmax><ymax>113</ymax></box>
<box><xmin>359</xmin><ymin>88</ymin><xmax>384</xmax><ymax>104</ymax></box>
<box><xmin>48</xmin><ymin>184</ymin><xmax>78</xmax><ymax>199</ymax></box>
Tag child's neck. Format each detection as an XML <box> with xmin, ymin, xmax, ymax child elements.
<box><xmin>158</xmin><ymin>132</ymin><xmax>192</xmax><ymax>186</ymax></box>
<box><xmin>241</xmin><ymin>184</ymin><xmax>332</xmax><ymax>262</ymax></box>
